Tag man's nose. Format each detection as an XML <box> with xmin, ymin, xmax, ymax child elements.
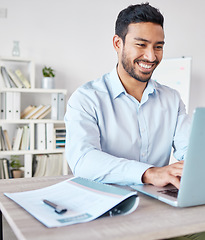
<box><xmin>143</xmin><ymin>47</ymin><xmax>156</xmax><ymax>62</ymax></box>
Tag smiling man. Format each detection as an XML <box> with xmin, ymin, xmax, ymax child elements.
<box><xmin>65</xmin><ymin>3</ymin><xmax>190</xmax><ymax>190</ymax></box>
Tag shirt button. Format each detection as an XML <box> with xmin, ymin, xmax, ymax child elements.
<box><xmin>141</xmin><ymin>128</ymin><xmax>145</xmax><ymax>133</ymax></box>
<box><xmin>141</xmin><ymin>153</ymin><xmax>146</xmax><ymax>157</ymax></box>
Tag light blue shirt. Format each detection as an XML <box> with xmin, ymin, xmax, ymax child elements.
<box><xmin>65</xmin><ymin>67</ymin><xmax>191</xmax><ymax>185</ymax></box>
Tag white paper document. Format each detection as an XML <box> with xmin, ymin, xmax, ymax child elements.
<box><xmin>4</xmin><ymin>177</ymin><xmax>139</xmax><ymax>228</ymax></box>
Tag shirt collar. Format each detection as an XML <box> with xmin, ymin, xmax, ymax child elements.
<box><xmin>109</xmin><ymin>67</ymin><xmax>126</xmax><ymax>99</ymax></box>
<box><xmin>109</xmin><ymin>67</ymin><xmax>156</xmax><ymax>100</ymax></box>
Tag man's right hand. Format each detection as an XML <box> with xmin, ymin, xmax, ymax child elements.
<box><xmin>142</xmin><ymin>161</ymin><xmax>184</xmax><ymax>189</ymax></box>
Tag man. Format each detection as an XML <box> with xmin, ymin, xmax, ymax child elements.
<box><xmin>65</xmin><ymin>3</ymin><xmax>190</xmax><ymax>189</ymax></box>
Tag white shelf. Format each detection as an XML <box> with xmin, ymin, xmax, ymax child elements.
<box><xmin>0</xmin><ymin>88</ymin><xmax>67</xmax><ymax>95</ymax></box>
<box><xmin>0</xmin><ymin>119</ymin><xmax>65</xmax><ymax>124</ymax></box>
<box><xmin>0</xmin><ymin>57</ymin><xmax>68</xmax><ymax>178</ymax></box>
<box><xmin>0</xmin><ymin>56</ymin><xmax>33</xmax><ymax>62</ymax></box>
<box><xmin>0</xmin><ymin>148</ymin><xmax>65</xmax><ymax>156</ymax></box>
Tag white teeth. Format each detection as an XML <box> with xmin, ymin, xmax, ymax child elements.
<box><xmin>139</xmin><ymin>63</ymin><xmax>152</xmax><ymax>69</ymax></box>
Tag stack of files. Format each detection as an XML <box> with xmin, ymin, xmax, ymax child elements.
<box><xmin>21</xmin><ymin>104</ymin><xmax>51</xmax><ymax>119</ymax></box>
<box><xmin>33</xmin><ymin>154</ymin><xmax>62</xmax><ymax>177</ymax></box>
<box><xmin>0</xmin><ymin>92</ymin><xmax>21</xmax><ymax>120</ymax></box>
<box><xmin>51</xmin><ymin>93</ymin><xmax>65</xmax><ymax>120</ymax></box>
<box><xmin>12</xmin><ymin>126</ymin><xmax>30</xmax><ymax>151</ymax></box>
<box><xmin>0</xmin><ymin>158</ymin><xmax>12</xmax><ymax>179</ymax></box>
<box><xmin>0</xmin><ymin>66</ymin><xmax>30</xmax><ymax>88</ymax></box>
<box><xmin>54</xmin><ymin>127</ymin><xmax>66</xmax><ymax>149</ymax></box>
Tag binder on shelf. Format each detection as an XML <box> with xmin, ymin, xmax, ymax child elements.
<box><xmin>36</xmin><ymin>123</ymin><xmax>46</xmax><ymax>150</ymax></box>
<box><xmin>46</xmin><ymin>123</ymin><xmax>54</xmax><ymax>150</ymax></box>
<box><xmin>0</xmin><ymin>92</ymin><xmax>6</xmax><ymax>119</ymax></box>
<box><xmin>51</xmin><ymin>93</ymin><xmax>58</xmax><ymax>120</ymax></box>
<box><xmin>15</xmin><ymin>69</ymin><xmax>31</xmax><ymax>88</ymax></box>
<box><xmin>13</xmin><ymin>92</ymin><xmax>21</xmax><ymax>119</ymax></box>
<box><xmin>24</xmin><ymin>154</ymin><xmax>32</xmax><ymax>178</ymax></box>
<box><xmin>58</xmin><ymin>93</ymin><xmax>65</xmax><ymax>120</ymax></box>
<box><xmin>5</xmin><ymin>92</ymin><xmax>13</xmax><ymax>120</ymax></box>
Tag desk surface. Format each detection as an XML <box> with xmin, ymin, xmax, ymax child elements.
<box><xmin>1</xmin><ymin>176</ymin><xmax>205</xmax><ymax>240</ymax></box>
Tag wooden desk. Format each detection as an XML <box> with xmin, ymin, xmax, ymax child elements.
<box><xmin>1</xmin><ymin>176</ymin><xmax>205</xmax><ymax>240</ymax></box>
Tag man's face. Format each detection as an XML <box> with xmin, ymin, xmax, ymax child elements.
<box><xmin>118</xmin><ymin>22</ymin><xmax>165</xmax><ymax>83</ymax></box>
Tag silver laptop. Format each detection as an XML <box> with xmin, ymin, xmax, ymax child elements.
<box><xmin>131</xmin><ymin>107</ymin><xmax>205</xmax><ymax>207</ymax></box>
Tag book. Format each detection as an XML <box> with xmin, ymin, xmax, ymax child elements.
<box><xmin>1</xmin><ymin>66</ymin><xmax>12</xmax><ymax>88</ymax></box>
<box><xmin>0</xmin><ymin>158</ymin><xmax>11</xmax><ymax>179</ymax></box>
<box><xmin>0</xmin><ymin>69</ymin><xmax>6</xmax><ymax>88</ymax></box>
<box><xmin>44</xmin><ymin>154</ymin><xmax>62</xmax><ymax>176</ymax></box>
<box><xmin>31</xmin><ymin>105</ymin><xmax>51</xmax><ymax>119</ymax></box>
<box><xmin>15</xmin><ymin>69</ymin><xmax>31</xmax><ymax>88</ymax></box>
<box><xmin>21</xmin><ymin>105</ymin><xmax>36</xmax><ymax>119</ymax></box>
<box><xmin>20</xmin><ymin>125</ymin><xmax>29</xmax><ymax>150</ymax></box>
<box><xmin>3</xmin><ymin>130</ymin><xmax>12</xmax><ymax>150</ymax></box>
<box><xmin>54</xmin><ymin>127</ymin><xmax>66</xmax><ymax>148</ymax></box>
<box><xmin>13</xmin><ymin>127</ymin><xmax>24</xmax><ymax>151</ymax></box>
<box><xmin>37</xmin><ymin>106</ymin><xmax>51</xmax><ymax>119</ymax></box>
<box><xmin>0</xmin><ymin>160</ymin><xmax>4</xmax><ymax>179</ymax></box>
<box><xmin>33</xmin><ymin>155</ymin><xmax>47</xmax><ymax>177</ymax></box>
<box><xmin>25</xmin><ymin>104</ymin><xmax>44</xmax><ymax>119</ymax></box>
<box><xmin>3</xmin><ymin>159</ymin><xmax>9</xmax><ymax>179</ymax></box>
<box><xmin>4</xmin><ymin>177</ymin><xmax>139</xmax><ymax>228</ymax></box>
<box><xmin>7</xmin><ymin>69</ymin><xmax>24</xmax><ymax>88</ymax></box>
<box><xmin>0</xmin><ymin>126</ymin><xmax>7</xmax><ymax>151</ymax></box>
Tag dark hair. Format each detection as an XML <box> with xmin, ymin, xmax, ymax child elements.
<box><xmin>115</xmin><ymin>3</ymin><xmax>164</xmax><ymax>42</ymax></box>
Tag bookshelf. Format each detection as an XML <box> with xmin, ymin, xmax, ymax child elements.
<box><xmin>0</xmin><ymin>57</ymin><xmax>68</xmax><ymax>178</ymax></box>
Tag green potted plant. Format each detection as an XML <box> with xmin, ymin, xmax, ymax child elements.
<box><xmin>42</xmin><ymin>66</ymin><xmax>55</xmax><ymax>89</ymax></box>
<box><xmin>10</xmin><ymin>155</ymin><xmax>23</xmax><ymax>178</ymax></box>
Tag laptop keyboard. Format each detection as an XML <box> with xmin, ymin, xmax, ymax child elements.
<box><xmin>158</xmin><ymin>188</ymin><xmax>179</xmax><ymax>198</ymax></box>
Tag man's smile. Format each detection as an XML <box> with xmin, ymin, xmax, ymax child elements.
<box><xmin>135</xmin><ymin>60</ymin><xmax>159</xmax><ymax>73</ymax></box>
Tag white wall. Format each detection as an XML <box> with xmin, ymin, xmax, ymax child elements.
<box><xmin>0</xmin><ymin>0</ymin><xmax>204</xmax><ymax>114</ymax></box>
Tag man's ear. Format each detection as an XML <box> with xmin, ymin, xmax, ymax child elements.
<box><xmin>113</xmin><ymin>35</ymin><xmax>123</xmax><ymax>52</ymax></box>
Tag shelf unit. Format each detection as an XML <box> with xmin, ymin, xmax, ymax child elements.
<box><xmin>0</xmin><ymin>57</ymin><xmax>68</xmax><ymax>178</ymax></box>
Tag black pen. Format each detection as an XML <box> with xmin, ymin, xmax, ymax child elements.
<box><xmin>43</xmin><ymin>199</ymin><xmax>67</xmax><ymax>214</ymax></box>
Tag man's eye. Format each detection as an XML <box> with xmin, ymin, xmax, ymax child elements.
<box><xmin>136</xmin><ymin>43</ymin><xmax>146</xmax><ymax>47</ymax></box>
<box><xmin>155</xmin><ymin>45</ymin><xmax>163</xmax><ymax>50</ymax></box>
